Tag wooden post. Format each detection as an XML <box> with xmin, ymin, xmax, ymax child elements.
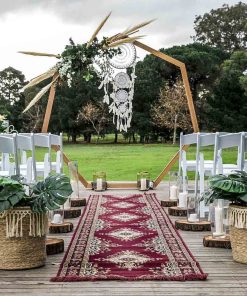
<box><xmin>52</xmin><ymin>145</ymin><xmax>89</xmax><ymax>188</ymax></box>
<box><xmin>41</xmin><ymin>75</ymin><xmax>57</xmax><ymax>133</ymax></box>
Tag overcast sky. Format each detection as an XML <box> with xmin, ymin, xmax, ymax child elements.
<box><xmin>0</xmin><ymin>0</ymin><xmax>241</xmax><ymax>80</ymax></box>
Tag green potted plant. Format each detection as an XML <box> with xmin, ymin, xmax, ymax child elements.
<box><xmin>201</xmin><ymin>170</ymin><xmax>247</xmax><ymax>264</ymax></box>
<box><xmin>0</xmin><ymin>174</ymin><xmax>72</xmax><ymax>270</ymax></box>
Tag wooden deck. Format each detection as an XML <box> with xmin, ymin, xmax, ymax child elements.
<box><xmin>0</xmin><ymin>183</ymin><xmax>247</xmax><ymax>296</ymax></box>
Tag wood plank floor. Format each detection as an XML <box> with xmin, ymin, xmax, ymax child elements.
<box><xmin>0</xmin><ymin>183</ymin><xmax>247</xmax><ymax>296</ymax></box>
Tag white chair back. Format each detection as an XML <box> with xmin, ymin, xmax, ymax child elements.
<box><xmin>0</xmin><ymin>134</ymin><xmax>19</xmax><ymax>175</ymax></box>
<box><xmin>213</xmin><ymin>132</ymin><xmax>244</xmax><ymax>174</ymax></box>
<box><xmin>51</xmin><ymin>133</ymin><xmax>63</xmax><ymax>173</ymax></box>
<box><xmin>16</xmin><ymin>134</ymin><xmax>37</xmax><ymax>181</ymax></box>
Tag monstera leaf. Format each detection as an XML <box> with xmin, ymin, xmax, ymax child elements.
<box><xmin>30</xmin><ymin>174</ymin><xmax>73</xmax><ymax>213</ymax></box>
<box><xmin>209</xmin><ymin>171</ymin><xmax>247</xmax><ymax>193</ymax></box>
<box><xmin>0</xmin><ymin>177</ymin><xmax>26</xmax><ymax>212</ymax></box>
<box><xmin>202</xmin><ymin>171</ymin><xmax>247</xmax><ymax>206</ymax></box>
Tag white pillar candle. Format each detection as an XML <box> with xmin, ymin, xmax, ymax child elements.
<box><xmin>96</xmin><ymin>178</ymin><xmax>103</xmax><ymax>191</ymax></box>
<box><xmin>63</xmin><ymin>198</ymin><xmax>71</xmax><ymax>209</ymax></box>
<box><xmin>170</xmin><ymin>185</ymin><xmax>178</xmax><ymax>200</ymax></box>
<box><xmin>188</xmin><ymin>213</ymin><xmax>199</xmax><ymax>222</ymax></box>
<box><xmin>52</xmin><ymin>213</ymin><xmax>63</xmax><ymax>224</ymax></box>
<box><xmin>178</xmin><ymin>191</ymin><xmax>188</xmax><ymax>208</ymax></box>
<box><xmin>140</xmin><ymin>178</ymin><xmax>146</xmax><ymax>190</ymax></box>
<box><xmin>213</xmin><ymin>206</ymin><xmax>224</xmax><ymax>236</ymax></box>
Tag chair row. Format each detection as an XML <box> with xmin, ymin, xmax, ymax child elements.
<box><xmin>0</xmin><ymin>133</ymin><xmax>63</xmax><ymax>183</ymax></box>
<box><xmin>179</xmin><ymin>132</ymin><xmax>247</xmax><ymax>217</ymax></box>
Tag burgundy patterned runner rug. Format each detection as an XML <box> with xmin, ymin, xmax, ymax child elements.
<box><xmin>51</xmin><ymin>194</ymin><xmax>207</xmax><ymax>281</ymax></box>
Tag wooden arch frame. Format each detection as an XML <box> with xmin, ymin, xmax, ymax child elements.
<box><xmin>43</xmin><ymin>40</ymin><xmax>199</xmax><ymax>189</ymax></box>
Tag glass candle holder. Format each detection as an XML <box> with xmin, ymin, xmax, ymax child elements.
<box><xmin>178</xmin><ymin>175</ymin><xmax>188</xmax><ymax>193</ymax></box>
<box><xmin>187</xmin><ymin>194</ymin><xmax>200</xmax><ymax>222</ymax></box>
<box><xmin>209</xmin><ymin>199</ymin><xmax>228</xmax><ymax>237</ymax></box>
<box><xmin>49</xmin><ymin>210</ymin><xmax>64</xmax><ymax>225</ymax></box>
<box><xmin>137</xmin><ymin>172</ymin><xmax>150</xmax><ymax>191</ymax></box>
<box><xmin>92</xmin><ymin>172</ymin><xmax>107</xmax><ymax>191</ymax></box>
<box><xmin>169</xmin><ymin>171</ymin><xmax>179</xmax><ymax>200</ymax></box>
<box><xmin>68</xmin><ymin>161</ymin><xmax>80</xmax><ymax>199</ymax></box>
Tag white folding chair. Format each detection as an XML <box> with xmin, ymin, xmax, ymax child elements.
<box><xmin>243</xmin><ymin>134</ymin><xmax>247</xmax><ymax>171</ymax></box>
<box><xmin>50</xmin><ymin>133</ymin><xmax>63</xmax><ymax>173</ymax></box>
<box><xmin>33</xmin><ymin>133</ymin><xmax>52</xmax><ymax>178</ymax></box>
<box><xmin>17</xmin><ymin>134</ymin><xmax>37</xmax><ymax>183</ymax></box>
<box><xmin>213</xmin><ymin>132</ymin><xmax>244</xmax><ymax>175</ymax></box>
<box><xmin>0</xmin><ymin>134</ymin><xmax>19</xmax><ymax>176</ymax></box>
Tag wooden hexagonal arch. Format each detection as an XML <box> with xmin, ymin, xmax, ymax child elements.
<box><xmin>44</xmin><ymin>40</ymin><xmax>199</xmax><ymax>189</ymax></box>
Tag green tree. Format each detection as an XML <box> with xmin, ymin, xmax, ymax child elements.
<box><xmin>193</xmin><ymin>2</ymin><xmax>247</xmax><ymax>52</ymax></box>
<box><xmin>0</xmin><ymin>67</ymin><xmax>26</xmax><ymax>131</ymax></box>
<box><xmin>134</xmin><ymin>43</ymin><xmax>228</xmax><ymax>136</ymax></box>
<box><xmin>206</xmin><ymin>50</ymin><xmax>247</xmax><ymax>131</ymax></box>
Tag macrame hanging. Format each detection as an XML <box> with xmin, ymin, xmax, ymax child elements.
<box><xmin>98</xmin><ymin>43</ymin><xmax>137</xmax><ymax>132</ymax></box>
<box><xmin>0</xmin><ymin>208</ymin><xmax>47</xmax><ymax>238</ymax></box>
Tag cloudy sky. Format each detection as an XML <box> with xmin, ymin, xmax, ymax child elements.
<box><xmin>0</xmin><ymin>0</ymin><xmax>241</xmax><ymax>80</ymax></box>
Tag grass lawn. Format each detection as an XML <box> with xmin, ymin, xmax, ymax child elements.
<box><xmin>35</xmin><ymin>143</ymin><xmax>238</xmax><ymax>181</ymax></box>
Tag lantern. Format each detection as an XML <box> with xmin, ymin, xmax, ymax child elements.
<box><xmin>187</xmin><ymin>194</ymin><xmax>200</xmax><ymax>222</ymax></box>
<box><xmin>137</xmin><ymin>171</ymin><xmax>150</xmax><ymax>191</ymax></box>
<box><xmin>168</xmin><ymin>171</ymin><xmax>179</xmax><ymax>200</ymax></box>
<box><xmin>92</xmin><ymin>172</ymin><xmax>107</xmax><ymax>191</ymax></box>
<box><xmin>68</xmin><ymin>161</ymin><xmax>80</xmax><ymax>199</ymax></box>
<box><xmin>178</xmin><ymin>175</ymin><xmax>188</xmax><ymax>208</ymax></box>
<box><xmin>49</xmin><ymin>210</ymin><xmax>64</xmax><ymax>224</ymax></box>
<box><xmin>209</xmin><ymin>199</ymin><xmax>229</xmax><ymax>237</ymax></box>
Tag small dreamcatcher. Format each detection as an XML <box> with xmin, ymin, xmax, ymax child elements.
<box><xmin>98</xmin><ymin>43</ymin><xmax>137</xmax><ymax>132</ymax></box>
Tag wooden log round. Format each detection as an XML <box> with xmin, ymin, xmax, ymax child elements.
<box><xmin>55</xmin><ymin>208</ymin><xmax>81</xmax><ymax>219</ymax></box>
<box><xmin>161</xmin><ymin>200</ymin><xmax>177</xmax><ymax>207</ymax></box>
<box><xmin>49</xmin><ymin>222</ymin><xmax>73</xmax><ymax>234</ymax></box>
<box><xmin>203</xmin><ymin>235</ymin><xmax>231</xmax><ymax>249</ymax></box>
<box><xmin>175</xmin><ymin>219</ymin><xmax>211</xmax><ymax>231</ymax></box>
<box><xmin>46</xmin><ymin>238</ymin><xmax>64</xmax><ymax>255</ymax></box>
<box><xmin>168</xmin><ymin>206</ymin><xmax>187</xmax><ymax>217</ymax></box>
<box><xmin>70</xmin><ymin>198</ymin><xmax>87</xmax><ymax>207</ymax></box>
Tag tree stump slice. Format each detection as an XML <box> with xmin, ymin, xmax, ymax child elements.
<box><xmin>161</xmin><ymin>200</ymin><xmax>177</xmax><ymax>207</ymax></box>
<box><xmin>175</xmin><ymin>219</ymin><xmax>211</xmax><ymax>231</ymax></box>
<box><xmin>46</xmin><ymin>238</ymin><xmax>64</xmax><ymax>255</ymax></box>
<box><xmin>70</xmin><ymin>198</ymin><xmax>87</xmax><ymax>207</ymax></box>
<box><xmin>203</xmin><ymin>235</ymin><xmax>231</xmax><ymax>249</ymax></box>
<box><xmin>55</xmin><ymin>208</ymin><xmax>81</xmax><ymax>219</ymax></box>
<box><xmin>49</xmin><ymin>222</ymin><xmax>73</xmax><ymax>233</ymax></box>
<box><xmin>168</xmin><ymin>206</ymin><xmax>187</xmax><ymax>217</ymax></box>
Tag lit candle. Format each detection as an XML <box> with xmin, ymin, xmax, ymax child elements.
<box><xmin>140</xmin><ymin>178</ymin><xmax>146</xmax><ymax>190</ymax></box>
<box><xmin>179</xmin><ymin>191</ymin><xmax>188</xmax><ymax>208</ymax></box>
<box><xmin>213</xmin><ymin>206</ymin><xmax>224</xmax><ymax>236</ymax></box>
<box><xmin>170</xmin><ymin>185</ymin><xmax>178</xmax><ymax>200</ymax></box>
<box><xmin>52</xmin><ymin>214</ymin><xmax>63</xmax><ymax>224</ymax></box>
<box><xmin>96</xmin><ymin>178</ymin><xmax>103</xmax><ymax>191</ymax></box>
<box><xmin>188</xmin><ymin>213</ymin><xmax>199</xmax><ymax>222</ymax></box>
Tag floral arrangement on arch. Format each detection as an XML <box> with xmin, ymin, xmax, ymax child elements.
<box><xmin>20</xmin><ymin>13</ymin><xmax>153</xmax><ymax>131</ymax></box>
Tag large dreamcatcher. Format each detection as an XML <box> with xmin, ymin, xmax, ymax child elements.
<box><xmin>98</xmin><ymin>43</ymin><xmax>137</xmax><ymax>132</ymax></box>
<box><xmin>19</xmin><ymin>13</ymin><xmax>153</xmax><ymax>131</ymax></box>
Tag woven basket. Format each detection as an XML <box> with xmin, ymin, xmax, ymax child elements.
<box><xmin>0</xmin><ymin>207</ymin><xmax>48</xmax><ymax>270</ymax></box>
<box><xmin>229</xmin><ymin>205</ymin><xmax>247</xmax><ymax>264</ymax></box>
